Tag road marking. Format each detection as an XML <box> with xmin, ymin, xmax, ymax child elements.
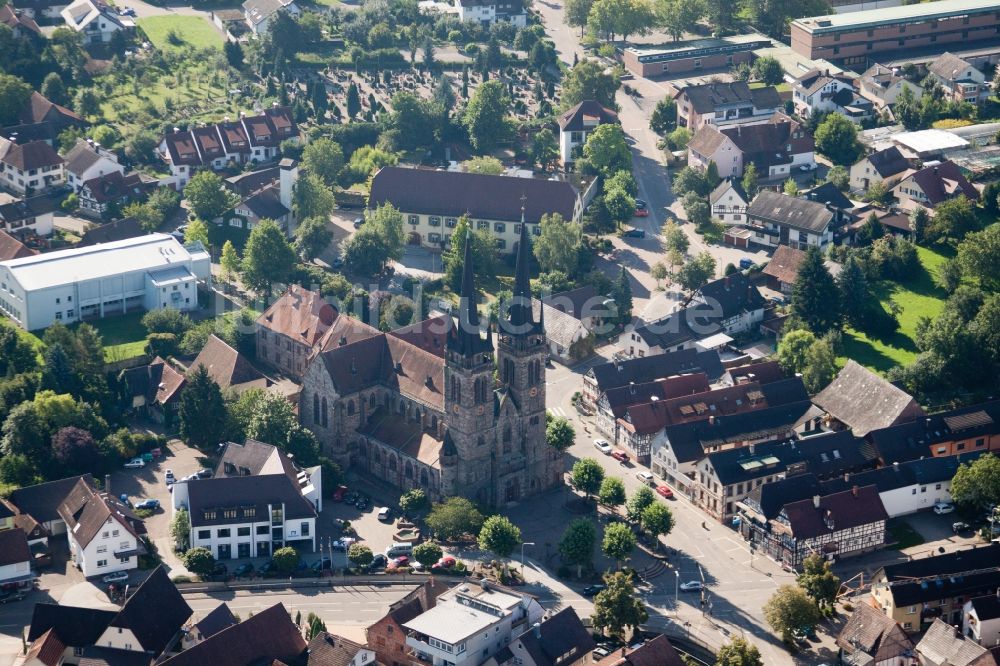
<box><xmin>547</xmin><ymin>407</ymin><xmax>566</xmax><ymax>417</ymax></box>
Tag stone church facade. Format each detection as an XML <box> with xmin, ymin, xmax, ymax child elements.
<box><xmin>299</xmin><ymin>223</ymin><xmax>562</xmax><ymax>505</ymax></box>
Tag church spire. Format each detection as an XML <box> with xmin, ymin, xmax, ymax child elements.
<box><xmin>449</xmin><ymin>230</ymin><xmax>491</xmax><ymax>357</ymax></box>
<box><xmin>509</xmin><ymin>196</ymin><xmax>536</xmax><ymax>330</ymax></box>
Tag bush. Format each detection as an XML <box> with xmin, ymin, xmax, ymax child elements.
<box><xmin>171</xmin><ymin>575</ymin><xmax>192</xmax><ymax>584</ymax></box>
<box><xmin>134</xmin><ymin>508</ymin><xmax>155</xmax><ymax>519</ymax></box>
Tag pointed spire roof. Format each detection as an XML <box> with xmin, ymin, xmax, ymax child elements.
<box><xmin>509</xmin><ymin>198</ymin><xmax>538</xmax><ymax>331</ymax></box>
<box><xmin>448</xmin><ymin>230</ymin><xmax>492</xmax><ymax>358</ymax></box>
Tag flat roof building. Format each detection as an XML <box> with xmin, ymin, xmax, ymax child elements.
<box><xmin>790</xmin><ymin>0</ymin><xmax>1000</xmax><ymax>66</ymax></box>
<box><xmin>0</xmin><ymin>233</ymin><xmax>210</xmax><ymax>331</ymax></box>
<box><xmin>621</xmin><ymin>34</ymin><xmax>771</xmax><ymax>78</ymax></box>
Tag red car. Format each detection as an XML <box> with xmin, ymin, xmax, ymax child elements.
<box><xmin>656</xmin><ymin>485</ymin><xmax>674</xmax><ymax>499</ymax></box>
<box><xmin>332</xmin><ymin>485</ymin><xmax>348</xmax><ymax>502</ymax></box>
<box><xmin>388</xmin><ymin>556</ymin><xmax>410</xmax><ymax>570</ymax></box>
<box><xmin>435</xmin><ymin>556</ymin><xmax>456</xmax><ymax>569</ymax></box>
<box><xmin>611</xmin><ymin>451</ymin><xmax>630</xmax><ymax>463</ymax></box>
<box><xmin>634</xmin><ymin>207</ymin><xmax>649</xmax><ymax>217</ymax></box>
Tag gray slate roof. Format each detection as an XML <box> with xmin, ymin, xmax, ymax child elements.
<box><xmin>813</xmin><ymin>360</ymin><xmax>922</xmax><ymax>436</ymax></box>
<box><xmin>916</xmin><ymin>618</ymin><xmax>993</xmax><ymax>666</ymax></box>
<box><xmin>747</xmin><ymin>191</ymin><xmax>834</xmax><ymax>234</ymax></box>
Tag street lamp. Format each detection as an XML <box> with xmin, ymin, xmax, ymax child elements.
<box><xmin>521</xmin><ymin>542</ymin><xmax>536</xmax><ymax>576</ymax></box>
<box><xmin>674</xmin><ymin>570</ymin><xmax>680</xmax><ymax>611</ymax></box>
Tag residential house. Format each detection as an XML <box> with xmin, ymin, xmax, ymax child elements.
<box><xmin>63</xmin><ymin>138</ymin><xmax>123</xmax><ymax>192</ymax></box>
<box><xmin>27</xmin><ymin>606</ymin><xmax>121</xmax><ymax>664</ymax></box>
<box><xmin>650</xmin><ymin>400</ymin><xmax>816</xmax><ymax>497</ymax></box>
<box><xmin>77</xmin><ymin>171</ymin><xmax>153</xmax><ymax>218</ymax></box>
<box><xmin>709</xmin><ymin>179</ymin><xmax>748</xmax><ymax>225</ymax></box>
<box><xmin>0</xmin><ymin>4</ymin><xmax>40</xmax><ymax>36</ymax></box>
<box><xmin>23</xmin><ymin>627</ymin><xmax>65</xmax><ymax>666</ymax></box>
<box><xmin>368</xmin><ymin>166</ymin><xmax>583</xmax><ymax>254</ymax></box>
<box><xmin>802</xmin><ymin>181</ymin><xmax>858</xmax><ymax>232</ymax></box>
<box><xmin>60</xmin><ymin>0</ymin><xmax>130</xmax><ymax>43</ymax></box>
<box><xmin>866</xmin><ymin>400</ymin><xmax>1000</xmax><ymax>464</ymax></box>
<box><xmin>761</xmin><ymin>244</ymin><xmax>842</xmax><ymax>295</ymax></box>
<box><xmin>744</xmin><ymin>191</ymin><xmax>835</xmax><ymax>250</ymax></box>
<box><xmin>57</xmin><ymin>477</ymin><xmax>146</xmax><ymax>578</ymax></box>
<box><xmin>118</xmin><ymin>356</ymin><xmax>187</xmax><ymax>425</ymax></box>
<box><xmin>719</xmin><ymin>359</ymin><xmax>788</xmax><ymax>387</ymax></box>
<box><xmin>454</xmin><ymin>0</ymin><xmax>526</xmax><ymax>27</ymax></box>
<box><xmin>850</xmin><ymin>146</ymin><xmax>913</xmax><ymax>193</ymax></box>
<box><xmin>892</xmin><ymin>160</ymin><xmax>979</xmax><ymax>212</ymax></box>
<box><xmin>581</xmin><ymin>348</ymin><xmax>724</xmax><ymax>411</ymax></box>
<box><xmin>915</xmin><ymin>618</ymin><xmax>998</xmax><ymax>666</ymax></box>
<box><xmin>366</xmin><ymin>581</ymin><xmax>448</xmax><ymax>666</ymax></box>
<box><xmin>543</xmin><ymin>285</ymin><xmax>606</xmax><ymax>333</ymax></box>
<box><xmin>859</xmin><ymin>63</ymin><xmax>924</xmax><ymax>110</ymax></box>
<box><xmin>594</xmin><ymin>635</ymin><xmax>685</xmax><ymax>666</ymax></box>
<box><xmin>621</xmin><ymin>36</ymin><xmax>770</xmax><ymax>78</ymax></box>
<box><xmin>0</xmin><ymin>138</ymin><xmax>65</xmax><ymax>195</ymax></box>
<box><xmin>218</xmin><ymin>161</ymin><xmax>297</xmax><ymax>235</ymax></box>
<box><xmin>557</xmin><ymin>100</ymin><xmax>618</xmax><ymax>166</ymax></box>
<box><xmin>242</xmin><ymin>0</ymin><xmax>300</xmax><ymax>36</ymax></box>
<box><xmin>77</xmin><ymin>215</ymin><xmax>144</xmax><ymax>246</ymax></box>
<box><xmin>91</xmin><ymin>566</ymin><xmax>192</xmax><ymax>657</ymax></box>
<box><xmin>869</xmin><ymin>543</ymin><xmax>1000</xmax><ymax>631</ymax></box>
<box><xmin>792</xmin><ymin>68</ymin><xmax>873</xmax><ymax>122</ymax></box>
<box><xmin>0</xmin><ymin>230</ymin><xmax>35</xmax><ymax>261</ymax></box>
<box><xmin>926</xmin><ymin>53</ymin><xmax>989</xmax><ymax>105</ymax></box>
<box><xmin>307</xmin><ymin>632</ymin><xmax>377</xmax><ymax>666</ymax></box>
<box><xmin>0</xmin><ymin>523</ymin><xmax>32</xmax><ymax>587</ymax></box>
<box><xmin>190</xmin><ymin>334</ymin><xmax>268</xmax><ymax>394</ymax></box>
<box><xmin>627</xmin><ymin>273</ymin><xmax>766</xmax><ymax>357</ymax></box>
<box><xmin>14</xmin><ymin>91</ymin><xmax>85</xmax><ymax>133</ymax></box>
<box><xmin>0</xmin><ymin>194</ymin><xmax>57</xmax><ymax>240</ymax></box>
<box><xmin>171</xmin><ymin>471</ymin><xmax>318</xmax><ymax>560</ymax></box>
<box><xmin>836</xmin><ymin>602</ymin><xmax>916</xmax><ymax>666</ymax></box>
<box><xmin>0</xmin><ymin>233</ymin><xmax>211</xmax><ymax>330</ymax></box>
<box><xmin>496</xmin><ymin>608</ymin><xmax>595</xmax><ymax>666</ymax></box>
<box><xmin>964</xmin><ymin>595</ymin><xmax>1000</xmax><ymax>649</ymax></box>
<box><xmin>8</xmin><ymin>474</ymin><xmax>94</xmax><ymax>539</ymax></box>
<box><xmin>674</xmin><ymin>82</ymin><xmax>782</xmax><ymax>132</ymax></box>
<box><xmin>533</xmin><ymin>299</ymin><xmax>593</xmax><ymax>364</ymax></box>
<box><xmin>179</xmin><ymin>603</ymin><xmax>238</xmax><ymax>650</ymax></box>
<box><xmin>688</xmin><ymin>114</ymin><xmax>815</xmax><ymax>180</ymax></box>
<box><xmin>214</xmin><ymin>438</ymin><xmax>322</xmax><ymax>512</ymax></box>
<box><xmin>403</xmin><ymin>579</ymin><xmax>544</xmax><ymax>666</ymax></box>
<box><xmin>160</xmin><ymin>603</ymin><xmax>307</xmax><ymax>666</ymax></box>
<box><xmin>813</xmin><ymin>360</ymin><xmax>925</xmax><ymax>437</ymax></box>
<box><xmin>595</xmin><ymin>373</ymin><xmax>710</xmax><ymax>440</ymax></box>
<box><xmin>159</xmin><ymin>107</ymin><xmax>299</xmax><ymax>186</ymax></box>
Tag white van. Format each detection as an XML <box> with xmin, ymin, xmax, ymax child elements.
<box><xmin>385</xmin><ymin>543</ymin><xmax>413</xmax><ymax>558</ymax></box>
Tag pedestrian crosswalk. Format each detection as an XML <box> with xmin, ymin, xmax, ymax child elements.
<box><xmin>547</xmin><ymin>406</ymin><xmax>567</xmax><ymax>418</ymax></box>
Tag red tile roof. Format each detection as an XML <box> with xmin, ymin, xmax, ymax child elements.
<box><xmin>0</xmin><ymin>229</ymin><xmax>36</xmax><ymax>260</ymax></box>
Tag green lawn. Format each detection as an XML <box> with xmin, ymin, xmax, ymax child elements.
<box><xmin>888</xmin><ymin>519</ymin><xmax>925</xmax><ymax>550</ymax></box>
<box><xmin>839</xmin><ymin>246</ymin><xmax>949</xmax><ymax>372</ymax></box>
<box><xmin>137</xmin><ymin>16</ymin><xmax>224</xmax><ymax>52</ymax></box>
<box><xmin>0</xmin><ymin>315</ymin><xmax>45</xmax><ymax>363</ymax></box>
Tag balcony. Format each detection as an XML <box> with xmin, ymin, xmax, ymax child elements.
<box><xmin>405</xmin><ymin>649</ymin><xmax>434</xmax><ymax>666</ymax></box>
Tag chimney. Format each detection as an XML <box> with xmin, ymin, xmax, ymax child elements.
<box><xmin>852</xmin><ymin>485</ymin><xmax>859</xmax><ymax>498</ymax></box>
<box><xmin>749</xmin><ymin>442</ymin><xmax>755</xmax><ymax>455</ymax></box>
<box><xmin>395</xmin><ymin>362</ymin><xmax>403</xmax><ymax>374</ymax></box>
<box><xmin>339</xmin><ymin>336</ymin><xmax>347</xmax><ymax>346</ymax></box>
<box><xmin>813</xmin><ymin>495</ymin><xmax>821</xmax><ymax>508</ymax></box>
<box><xmin>532</xmin><ymin>622</ymin><xmax>541</xmax><ymax>639</ymax></box>
<box><xmin>843</xmin><ymin>472</ymin><xmax>849</xmax><ymax>483</ymax></box>
<box><xmin>105</xmin><ymin>474</ymin><xmax>111</xmax><ymax>495</ymax></box>
<box><xmin>893</xmin><ymin>461</ymin><xmax>900</xmax><ymax>471</ymax></box>
<box><xmin>709</xmin><ymin>415</ymin><xmax>716</xmax><ymax>425</ymax></box>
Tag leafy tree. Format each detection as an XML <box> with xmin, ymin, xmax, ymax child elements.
<box><xmin>241</xmin><ymin>219</ymin><xmax>297</xmax><ymax>292</ymax></box>
<box><xmin>599</xmin><ymin>477</ymin><xmax>627</xmax><ymax>510</ymax></box>
<box><xmin>346</xmin><ymin>82</ymin><xmax>361</xmax><ymax>119</ymax></box>
<box><xmin>677</xmin><ymin>252</ymin><xmax>716</xmax><ymax>291</ymax></box>
<box><xmin>145</xmin><ymin>332</ymin><xmax>178</xmax><ymax>359</ymax></box>
<box><xmin>864</xmin><ymin>181</ymin><xmax>891</xmax><ymax>206</ymax></box>
<box><xmin>826</xmin><ymin>165</ymin><xmax>850</xmax><ymax>191</ymax></box>
<box><xmin>672</xmin><ymin>166</ymin><xmax>709</xmax><ymax>197</ymax></box>
<box><xmin>433</xmin><ymin>75</ymin><xmax>456</xmax><ymax>116</ymax></box>
<box><xmin>184</xmin><ymin>171</ymin><xmax>237</xmax><ymax>222</ymax></box>
<box><xmin>444</xmin><ymin>216</ymin><xmax>497</xmax><ymax>290</ymax></box>
<box><xmin>142</xmin><ymin>308</ymin><xmax>192</xmax><ymax>337</ymax></box>
<box><xmin>651</xmin><ymin>262</ymin><xmax>668</xmax><ymax>288</ymax></box>
<box><xmin>559</xmin><ymin>518</ymin><xmax>597</xmax><ymax>576</ymax></box>
<box><xmin>184</xmin><ymin>218</ymin><xmax>210</xmax><ymax>249</ymax></box>
<box><xmin>911</xmin><ymin>206</ymin><xmax>929</xmax><ymax>244</ymax></box>
<box><xmin>950</xmin><ymin>453</ymin><xmax>1000</xmax><ymax>512</ymax></box>
<box><xmin>663</xmin><ymin>220</ymin><xmax>690</xmax><ymax>254</ymax></box>
<box><xmin>294</xmin><ymin>172</ymin><xmax>336</xmax><ymax>222</ymax></box>
<box><xmin>640</xmin><ymin>502</ymin><xmax>674</xmax><ymax>548</ymax></box>
<box><xmin>655</xmin><ymin>0</ymin><xmax>705</xmax><ymax>42</ymax></box>
<box><xmin>41</xmin><ymin>72</ymin><xmax>67</xmax><ymax>106</ymax></box>
<box><xmin>463</xmin><ymin>80</ymin><xmax>512</xmax><ymax>153</ymax></box>
<box><xmin>855</xmin><ymin>212</ymin><xmax>886</xmax><ymax>247</ymax></box>
<box><xmin>650</xmin><ymin>98</ymin><xmax>676</xmax><ymax>135</ymax></box>
<box><xmin>837</xmin><ymin>255</ymin><xmax>872</xmax><ymax>329</ymax></box>
<box><xmin>170</xmin><ymin>508</ymin><xmax>190</xmax><ymax>551</ymax></box>
<box><xmin>230</xmin><ymin>388</ymin><xmax>320</xmax><ymax>465</ymax></box>
<box><xmin>682</xmin><ymin>192</ymin><xmax>710</xmax><ymax>228</ymax></box>
<box><xmin>777</xmin><ymin>329</ymin><xmax>816</xmax><ymax>376</ymax></box>
<box><xmin>179</xmin><ymin>366</ymin><xmax>228</xmax><ymax>450</ymax></box>
<box><xmin>400</xmin><ymin>488</ymin><xmax>429</xmax><ymax>513</ymax></box>
<box><xmin>345</xmin><ymin>543</ymin><xmax>373</xmax><ymax>570</ymax></box>
<box><xmin>927</xmin><ymin>196</ymin><xmax>978</xmax><ymax>244</ymax></box>
<box><xmin>741</xmin><ymin>163</ymin><xmax>759</xmax><ymax>198</ymax></box>
<box><xmin>412</xmin><ymin>542</ymin><xmax>443</xmax><ymax>569</ymax></box>
<box><xmin>592</xmin><ymin>571</ymin><xmax>647</xmax><ymax>640</ymax></box>
<box><xmin>751</xmin><ymin>56</ymin><xmax>783</xmax><ymax>85</ymax></box>
<box><xmin>797</xmin><ymin>553</ymin><xmax>840</xmax><ymax>610</ymax></box>
<box><xmin>52</xmin><ymin>427</ymin><xmax>100</xmax><ymax>474</ymax></box>
<box><xmin>744</xmin><ymin>0</ymin><xmax>830</xmax><ymax>38</ymax></box>
<box><xmin>604</xmin><ymin>186</ymin><xmax>636</xmax><ymax>227</ymax></box>
<box><xmin>302</xmin><ymin>138</ymin><xmax>344</xmax><ymax>186</ymax></box>
<box><xmin>272</xmin><ymin>545</ymin><xmax>300</xmax><ymax>572</ymax></box>
<box><xmin>344</xmin><ymin>228</ymin><xmax>392</xmax><ymax>275</ymax></box>
<box><xmin>426</xmin><ymin>497</ymin><xmax>485</xmax><ymax>540</ymax></box>
<box><xmin>626</xmin><ymin>485</ymin><xmax>655</xmax><ymax>522</ymax></box>
<box><xmin>611</xmin><ymin>266</ymin><xmax>632</xmax><ymax>326</ymax></box>
<box><xmin>478</xmin><ymin>515</ymin><xmax>521</xmax><ymax>559</ymax></box>
<box><xmin>463</xmin><ymin>156</ymin><xmax>505</xmax><ymax>175</ymax></box>
<box><xmin>220</xmin><ymin>241</ymin><xmax>240</xmax><ymax>283</ymax></box>
<box><xmin>531</xmin><ymin>128</ymin><xmax>560</xmax><ymax>170</ymax></box>
<box><xmin>561</xmin><ymin>59</ymin><xmax>619</xmax><ymax>109</ymax></box>
<box><xmin>0</xmin><ymin>326</ymin><xmax>37</xmax><ymax>376</ymax></box>
<box><xmin>782</xmin><ymin>178</ymin><xmax>799</xmax><ymax>196</ymax></box>
<box><xmin>565</xmin><ymin>0</ymin><xmax>596</xmax><ymax>34</ymax></box>
<box><xmin>602</xmin><ymin>522</ymin><xmax>636</xmax><ymax>568</ymax></box>
<box><xmin>791</xmin><ymin>246</ymin><xmax>841</xmax><ymax>335</ymax></box>
<box><xmin>814</xmin><ymin>113</ymin><xmax>861</xmax><ymax>165</ymax></box>
<box><xmin>182</xmin><ymin>547</ymin><xmax>216</xmax><ymax>576</ymax></box>
<box><xmin>763</xmin><ymin>585</ymin><xmax>822</xmax><ymax>642</ymax></box>
<box><xmin>572</xmin><ymin>458</ymin><xmax>605</xmax><ymax>499</ymax></box>
<box><xmin>0</xmin><ymin>74</ymin><xmax>31</xmax><ymax>126</ymax></box>
<box><xmin>224</xmin><ymin>40</ymin><xmax>244</xmax><ymax>68</ymax></box>
<box><xmin>583</xmin><ymin>124</ymin><xmax>631</xmax><ymax>177</ymax></box>
<box><xmin>956</xmin><ymin>223</ymin><xmax>1000</xmax><ymax>290</ymax></box>
<box><xmin>294</xmin><ymin>216</ymin><xmax>333</xmax><ymax>261</ymax></box>
<box><xmin>715</xmin><ymin>637</ymin><xmax>763</xmax><ymax>666</ymax></box>
<box><xmin>535</xmin><ymin>213</ymin><xmax>583</xmax><ymax>275</ymax></box>
<box><xmin>546</xmin><ymin>416</ymin><xmax>575</xmax><ymax>452</ymax></box>
<box><xmin>705</xmin><ymin>161</ymin><xmax>721</xmax><ymax>189</ymax></box>
<box><xmin>666</xmin><ymin>127</ymin><xmax>692</xmax><ymax>151</ymax></box>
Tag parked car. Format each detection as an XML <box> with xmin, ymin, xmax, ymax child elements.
<box><xmin>0</xmin><ymin>590</ymin><xmax>25</xmax><ymax>604</ymax></box>
<box><xmin>582</xmin><ymin>584</ymin><xmax>606</xmax><ymax>597</ymax></box>
<box><xmin>123</xmin><ymin>458</ymin><xmax>145</xmax><ymax>469</ymax></box>
<box><xmin>593</xmin><ymin>439</ymin><xmax>612</xmax><ymax>454</ymax></box>
<box><xmin>739</xmin><ymin>258</ymin><xmax>754</xmax><ymax>270</ymax></box>
<box><xmin>149</xmin><ymin>447</ymin><xmax>162</xmax><ymax>458</ymax></box>
<box><xmin>196</xmin><ymin>469</ymin><xmax>213</xmax><ymax>479</ymax></box>
<box><xmin>332</xmin><ymin>485</ymin><xmax>348</xmax><ymax>502</ymax></box>
<box><xmin>933</xmin><ymin>502</ymin><xmax>955</xmax><ymax>515</ymax></box>
<box><xmin>234</xmin><ymin>563</ymin><xmax>254</xmax><ymax>577</ymax></box>
<box><xmin>436</xmin><ymin>556</ymin><xmax>456</xmax><ymax>569</ymax></box>
<box><xmin>952</xmin><ymin>521</ymin><xmax>971</xmax><ymax>533</ymax></box>
<box><xmin>389</xmin><ymin>556</ymin><xmax>410</xmax><ymax>569</ymax></box>
<box><xmin>258</xmin><ymin>560</ymin><xmax>276</xmax><ymax>575</ymax></box>
<box><xmin>102</xmin><ymin>571</ymin><xmax>130</xmax><ymax>584</ymax></box>
<box><xmin>311</xmin><ymin>557</ymin><xmax>332</xmax><ymax>572</ymax></box>
<box><xmin>353</xmin><ymin>217</ymin><xmax>364</xmax><ymax>229</ymax></box>
<box><xmin>655</xmin><ymin>485</ymin><xmax>674</xmax><ymax>499</ymax></box>
<box><xmin>623</xmin><ymin>228</ymin><xmax>645</xmax><ymax>238</ymax></box>
<box><xmin>134</xmin><ymin>499</ymin><xmax>160</xmax><ymax>510</ymax></box>
<box><xmin>332</xmin><ymin>537</ymin><xmax>357</xmax><ymax>551</ymax></box>
<box><xmin>210</xmin><ymin>563</ymin><xmax>228</xmax><ymax>578</ymax></box>
<box><xmin>377</xmin><ymin>507</ymin><xmax>393</xmax><ymax>522</ymax></box>
<box><xmin>370</xmin><ymin>554</ymin><xmax>388</xmax><ymax>570</ymax></box>
<box><xmin>798</xmin><ymin>164</ymin><xmax>813</xmax><ymax>172</ymax></box>
<box><xmin>634</xmin><ymin>206</ymin><xmax>649</xmax><ymax>217</ymax></box>
<box><xmin>635</xmin><ymin>198</ymin><xmax>647</xmax><ymax>208</ymax></box>
<box><xmin>636</xmin><ymin>471</ymin><xmax>654</xmax><ymax>485</ymax></box>
<box><xmin>164</xmin><ymin>469</ymin><xmax>175</xmax><ymax>485</ymax></box>
<box><xmin>611</xmin><ymin>451</ymin><xmax>630</xmax><ymax>463</ymax></box>
<box><xmin>680</xmin><ymin>581</ymin><xmax>703</xmax><ymax>592</ymax></box>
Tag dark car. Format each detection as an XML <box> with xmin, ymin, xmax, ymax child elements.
<box><xmin>369</xmin><ymin>554</ymin><xmax>388</xmax><ymax>570</ymax></box>
<box><xmin>234</xmin><ymin>563</ymin><xmax>254</xmax><ymax>577</ymax></box>
<box><xmin>353</xmin><ymin>217</ymin><xmax>365</xmax><ymax>229</ymax></box>
<box><xmin>582</xmin><ymin>584</ymin><xmax>606</xmax><ymax>597</ymax></box>
<box><xmin>258</xmin><ymin>561</ymin><xmax>276</xmax><ymax>575</ymax></box>
<box><xmin>196</xmin><ymin>468</ymin><xmax>213</xmax><ymax>479</ymax></box>
<box><xmin>210</xmin><ymin>563</ymin><xmax>228</xmax><ymax>580</ymax></box>
<box><xmin>311</xmin><ymin>557</ymin><xmax>332</xmax><ymax>572</ymax></box>
<box><xmin>623</xmin><ymin>228</ymin><xmax>645</xmax><ymax>238</ymax></box>
<box><xmin>0</xmin><ymin>590</ymin><xmax>25</xmax><ymax>604</ymax></box>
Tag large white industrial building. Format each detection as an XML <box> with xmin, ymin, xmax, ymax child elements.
<box><xmin>0</xmin><ymin>233</ymin><xmax>211</xmax><ymax>331</ymax></box>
